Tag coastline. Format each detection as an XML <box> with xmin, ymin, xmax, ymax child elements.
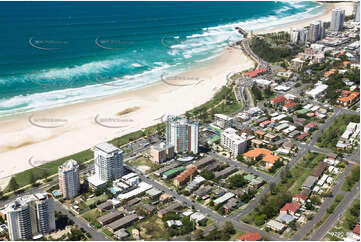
<box><xmin>0</xmin><ymin>1</ymin><xmax>355</xmax><ymax>185</ymax></box>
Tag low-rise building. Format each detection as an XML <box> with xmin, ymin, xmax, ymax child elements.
<box><xmin>280</xmin><ymin>202</ymin><xmax>301</xmax><ymax>216</ymax></box>
<box><xmin>213</xmin><ymin>192</ymin><xmax>235</xmax><ymax>206</ymax></box>
<box><xmin>266</xmin><ymin>220</ymin><xmax>286</xmax><ymax>232</ymax></box>
<box><xmin>215</xmin><ymin>114</ymin><xmax>233</xmax><ymax>129</ymax></box>
<box><xmin>106</xmin><ymin>214</ymin><xmax>139</xmax><ymax>233</ymax></box>
<box><xmin>173</xmin><ymin>165</ymin><xmax>197</xmax><ymax>187</ymax></box>
<box><xmin>237</xmin><ymin>232</ymin><xmax>262</xmax><ymax>241</ymax></box>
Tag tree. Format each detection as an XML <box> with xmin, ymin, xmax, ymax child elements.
<box><xmin>8</xmin><ymin>177</ymin><xmax>19</xmax><ymax>192</ymax></box>
<box><xmin>200</xmin><ymin>170</ymin><xmax>215</xmax><ymax>180</ymax></box>
<box><xmin>223</xmin><ymin>221</ymin><xmax>235</xmax><ymax>234</ymax></box>
<box><xmin>29</xmin><ymin>172</ymin><xmax>37</xmax><ymax>185</ymax></box>
<box><xmin>254</xmin><ymin>214</ymin><xmax>266</xmax><ymax>226</ymax></box>
<box><xmin>228</xmin><ymin>174</ymin><xmax>247</xmax><ymax>189</ymax></box>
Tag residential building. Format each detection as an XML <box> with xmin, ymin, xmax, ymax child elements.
<box><xmin>213</xmin><ymin>192</ymin><xmax>235</xmax><ymax>206</ymax></box>
<box><xmin>150</xmin><ymin>142</ymin><xmax>175</xmax><ymax>163</ymax></box>
<box><xmin>337</xmin><ymin>91</ymin><xmax>360</xmax><ymax>107</ymax></box>
<box><xmin>266</xmin><ymin>220</ymin><xmax>286</xmax><ymax>232</ymax></box>
<box><xmin>166</xmin><ymin>115</ymin><xmax>199</xmax><ymax>154</ymax></box>
<box><xmin>290</xmin><ymin>29</ymin><xmax>299</xmax><ymax>43</ymax></box>
<box><xmin>305</xmin><ymin>83</ymin><xmax>328</xmax><ymax>99</ymax></box>
<box><xmin>220</xmin><ymin>128</ymin><xmax>247</xmax><ymax>156</ymax></box>
<box><xmin>280</xmin><ymin>202</ymin><xmax>301</xmax><ymax>216</ymax></box>
<box><xmin>237</xmin><ymin>232</ymin><xmax>262</xmax><ymax>241</ymax></box>
<box><xmin>214</xmin><ymin>114</ymin><xmax>233</xmax><ymax>129</ymax></box>
<box><xmin>173</xmin><ymin>165</ymin><xmax>197</xmax><ymax>187</ymax></box>
<box><xmin>330</xmin><ymin>8</ymin><xmax>345</xmax><ymax>32</ymax></box>
<box><xmin>88</xmin><ymin>142</ymin><xmax>124</xmax><ymax>188</ymax></box>
<box><xmin>58</xmin><ymin>159</ymin><xmax>80</xmax><ymax>199</ymax></box>
<box><xmin>106</xmin><ymin>214</ymin><xmax>139</xmax><ymax>233</ymax></box>
<box><xmin>243</xmin><ymin>148</ymin><xmax>280</xmax><ymax>171</ymax></box>
<box><xmin>5</xmin><ymin>193</ymin><xmax>55</xmax><ymax>241</ymax></box>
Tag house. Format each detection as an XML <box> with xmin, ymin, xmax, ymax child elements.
<box><xmin>311</xmin><ymin>162</ymin><xmax>328</xmax><ymax>178</ymax></box>
<box><xmin>353</xmin><ymin>225</ymin><xmax>360</xmax><ymax>237</ymax></box>
<box><xmin>283</xmin><ymin>102</ymin><xmax>297</xmax><ymax>112</ymax></box>
<box><xmin>167</xmin><ymin>220</ymin><xmax>183</xmax><ymax>227</ymax></box>
<box><xmin>213</xmin><ymin>192</ymin><xmax>235</xmax><ymax>206</ymax></box>
<box><xmin>114</xmin><ymin>229</ymin><xmax>129</xmax><ymax>240</ymax></box>
<box><xmin>159</xmin><ymin>193</ymin><xmax>173</xmax><ymax>203</ymax></box>
<box><xmin>255</xmin><ymin>130</ymin><xmax>266</xmax><ymax>139</ymax></box>
<box><xmin>157</xmin><ymin>202</ymin><xmax>182</xmax><ymax>218</ymax></box>
<box><xmin>271</xmin><ymin>96</ymin><xmax>287</xmax><ymax>106</ymax></box>
<box><xmin>297</xmin><ymin>133</ymin><xmax>309</xmax><ymax>141</ymax></box>
<box><xmin>266</xmin><ymin>220</ymin><xmax>286</xmax><ymax>232</ymax></box>
<box><xmin>292</xmin><ymin>194</ymin><xmax>308</xmax><ymax>204</ymax></box>
<box><xmin>223</xmin><ymin>198</ymin><xmax>239</xmax><ymax>213</ymax></box>
<box><xmin>302</xmin><ymin>176</ymin><xmax>317</xmax><ymax>190</ymax></box>
<box><xmin>146</xmin><ymin>188</ymin><xmax>162</xmax><ymax>200</ymax></box>
<box><xmin>264</xmin><ymin>133</ymin><xmax>277</xmax><ymax>142</ymax></box>
<box><xmin>173</xmin><ymin>165</ymin><xmax>197</xmax><ymax>187</ymax></box>
<box><xmin>262</xmin><ymin>154</ymin><xmax>280</xmax><ymax>170</ymax></box>
<box><xmin>106</xmin><ymin>214</ymin><xmax>139</xmax><ymax>233</ymax></box>
<box><xmin>304</xmin><ymin>122</ymin><xmax>316</xmax><ymax>133</ymax></box>
<box><xmin>251</xmin><ymin>139</ymin><xmax>263</xmax><ymax>148</ymax></box>
<box><xmin>237</xmin><ymin>232</ymin><xmax>262</xmax><ymax>241</ymax></box>
<box><xmin>190</xmin><ymin>212</ymin><xmax>207</xmax><ymax>224</ymax></box>
<box><xmin>280</xmin><ymin>202</ymin><xmax>301</xmax><ymax>216</ymax></box>
<box><xmin>194</xmin><ymin>185</ymin><xmax>212</xmax><ymax>198</ymax></box>
<box><xmin>276</xmin><ymin>213</ymin><xmax>295</xmax><ymax>224</ymax></box>
<box><xmin>282</xmin><ymin>141</ymin><xmax>294</xmax><ymax>151</ymax></box>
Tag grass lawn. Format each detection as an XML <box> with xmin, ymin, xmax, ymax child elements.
<box><xmin>229</xmin><ymin>230</ymin><xmax>245</xmax><ymax>240</ymax></box>
<box><xmin>317</xmin><ymin>114</ymin><xmax>360</xmax><ymax>151</ymax></box>
<box><xmin>81</xmin><ymin>209</ymin><xmax>105</xmax><ymax>224</ymax></box>
<box><xmin>5</xmin><ymin>149</ymin><xmax>93</xmax><ymax>192</ymax></box>
<box><xmin>130</xmin><ymin>156</ymin><xmax>161</xmax><ymax>173</ymax></box>
<box><xmin>138</xmin><ymin>216</ymin><xmax>169</xmax><ymax>240</ymax></box>
<box><xmin>85</xmin><ymin>194</ymin><xmax>109</xmax><ymax>207</ymax></box>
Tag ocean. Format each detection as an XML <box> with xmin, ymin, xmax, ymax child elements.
<box><xmin>0</xmin><ymin>1</ymin><xmax>325</xmax><ymax>116</ymax></box>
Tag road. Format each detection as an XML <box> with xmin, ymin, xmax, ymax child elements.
<box><xmin>291</xmin><ymin>164</ymin><xmax>354</xmax><ymax>241</ymax></box>
<box><xmin>310</xmin><ymin>185</ymin><xmax>360</xmax><ymax>241</ymax></box>
<box><xmin>209</xmin><ymin>152</ymin><xmax>272</xmax><ymax>181</ymax></box>
<box><xmin>54</xmin><ymin>201</ymin><xmax>108</xmax><ymax>241</ymax></box>
<box><xmin>127</xmin><ymin>166</ymin><xmax>283</xmax><ymax>241</ymax></box>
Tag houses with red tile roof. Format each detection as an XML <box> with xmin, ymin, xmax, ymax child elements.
<box><xmin>283</xmin><ymin>102</ymin><xmax>297</xmax><ymax>112</ymax></box>
<box><xmin>280</xmin><ymin>202</ymin><xmax>301</xmax><ymax>216</ymax></box>
<box><xmin>237</xmin><ymin>232</ymin><xmax>262</xmax><ymax>241</ymax></box>
<box><xmin>304</xmin><ymin>122</ymin><xmax>316</xmax><ymax>133</ymax></box>
<box><xmin>271</xmin><ymin>96</ymin><xmax>287</xmax><ymax>106</ymax></box>
<box><xmin>292</xmin><ymin>194</ymin><xmax>308</xmax><ymax>204</ymax></box>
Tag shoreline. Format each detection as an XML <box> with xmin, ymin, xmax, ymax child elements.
<box><xmin>0</xmin><ymin>1</ymin><xmax>355</xmax><ymax>185</ymax></box>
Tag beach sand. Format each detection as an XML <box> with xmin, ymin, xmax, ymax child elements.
<box><xmin>0</xmin><ymin>47</ymin><xmax>255</xmax><ymax>183</ymax></box>
<box><xmin>256</xmin><ymin>2</ymin><xmax>355</xmax><ymax>35</ymax></box>
<box><xmin>0</xmin><ymin>1</ymin><xmax>356</xmax><ymax>185</ymax></box>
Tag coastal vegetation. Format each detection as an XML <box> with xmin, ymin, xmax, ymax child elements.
<box><xmin>342</xmin><ymin>165</ymin><xmax>360</xmax><ymax>191</ymax></box>
<box><xmin>249</xmin><ymin>34</ymin><xmax>300</xmax><ymax>62</ymax></box>
<box><xmin>317</xmin><ymin>114</ymin><xmax>360</xmax><ymax>151</ymax></box>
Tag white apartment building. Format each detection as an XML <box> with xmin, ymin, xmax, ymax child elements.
<box><xmin>214</xmin><ymin>113</ymin><xmax>233</xmax><ymax>129</ymax></box>
<box><xmin>166</xmin><ymin>115</ymin><xmax>199</xmax><ymax>154</ymax></box>
<box><xmin>330</xmin><ymin>8</ymin><xmax>345</xmax><ymax>32</ymax></box>
<box><xmin>5</xmin><ymin>193</ymin><xmax>55</xmax><ymax>241</ymax></box>
<box><xmin>220</xmin><ymin>128</ymin><xmax>247</xmax><ymax>157</ymax></box>
<box><xmin>305</xmin><ymin>83</ymin><xmax>328</xmax><ymax>99</ymax></box>
<box><xmin>58</xmin><ymin>159</ymin><xmax>80</xmax><ymax>199</ymax></box>
<box><xmin>88</xmin><ymin>142</ymin><xmax>124</xmax><ymax>188</ymax></box>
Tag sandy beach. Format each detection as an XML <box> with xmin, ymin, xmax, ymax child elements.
<box><xmin>0</xmin><ymin>1</ymin><xmax>356</xmax><ymax>187</ymax></box>
<box><xmin>256</xmin><ymin>1</ymin><xmax>355</xmax><ymax>35</ymax></box>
